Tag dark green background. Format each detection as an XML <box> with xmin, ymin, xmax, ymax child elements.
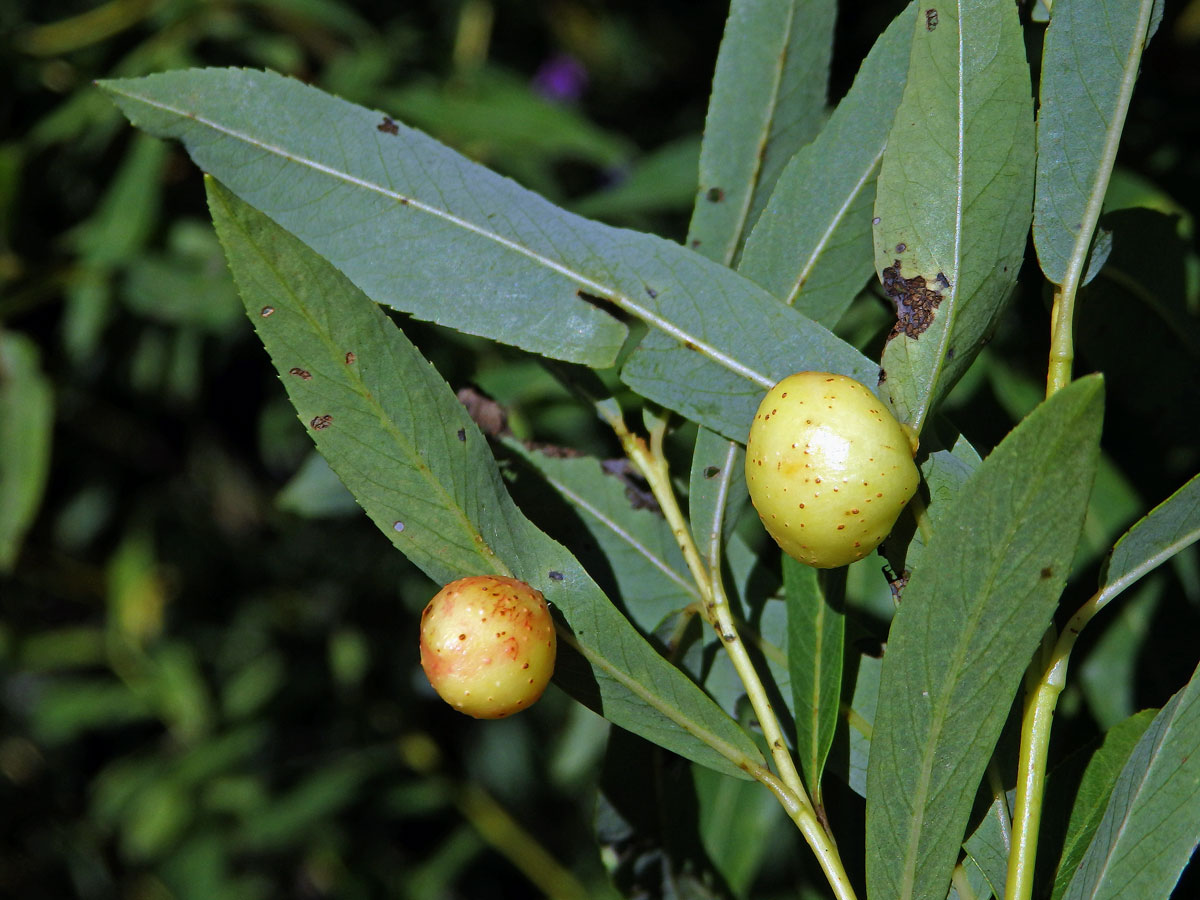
<box><xmin>2</xmin><ymin>1</ymin><xmax>1198</xmax><ymax>897</ymax></box>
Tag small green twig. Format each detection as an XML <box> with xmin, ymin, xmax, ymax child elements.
<box><xmin>1046</xmin><ymin>288</ymin><xmax>1075</xmax><ymax>397</ymax></box>
<box><xmin>604</xmin><ymin>409</ymin><xmax>858</xmax><ymax>900</ymax></box>
<box><xmin>1005</xmin><ymin>585</ymin><xmax>1123</xmax><ymax>900</ymax></box>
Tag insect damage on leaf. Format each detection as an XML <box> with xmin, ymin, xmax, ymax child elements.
<box><xmin>925</xmin><ymin>8</ymin><xmax>938</xmax><ymax>31</ymax></box>
<box><xmin>377</xmin><ymin>116</ymin><xmax>399</xmax><ymax>135</ymax></box>
<box><xmin>881</xmin><ymin>259</ymin><xmax>947</xmax><ymax>340</ymax></box>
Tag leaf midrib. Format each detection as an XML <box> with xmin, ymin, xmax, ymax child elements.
<box><xmin>1068</xmin><ymin>694</ymin><xmax>1189</xmax><ymax>899</ymax></box>
<box><xmin>785</xmin><ymin>153</ymin><xmax>882</xmax><ymax>307</ymax></box>
<box><xmin>894</xmin><ymin>416</ymin><xmax>1078</xmax><ymax>900</ymax></box>
<box><xmin>911</xmin><ymin>2</ymin><xmax>968</xmax><ymax>436</ymax></box>
<box><xmin>111</xmin><ymin>81</ymin><xmax>775</xmax><ymax>391</ymax></box>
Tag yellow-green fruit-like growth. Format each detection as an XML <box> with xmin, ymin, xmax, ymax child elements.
<box><xmin>745</xmin><ymin>372</ymin><xmax>919</xmax><ymax>569</ymax></box>
<box><xmin>419</xmin><ymin>575</ymin><xmax>556</xmax><ymax>719</ymax></box>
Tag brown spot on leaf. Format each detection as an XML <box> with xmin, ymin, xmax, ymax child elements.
<box><xmin>706</xmin><ymin>187</ymin><xmax>724</xmax><ymax>202</ymax></box>
<box><xmin>345</xmin><ymin>351</ymin><xmax>356</xmax><ymax>364</ymax></box>
<box><xmin>310</xmin><ymin>414</ymin><xmax>333</xmax><ymax>430</ymax></box>
<box><xmin>881</xmin><ymin>259</ymin><xmax>946</xmax><ymax>340</ymax></box>
<box><xmin>926</xmin><ymin>8</ymin><xmax>939</xmax><ymax>30</ymax></box>
<box><xmin>289</xmin><ymin>367</ymin><xmax>312</xmax><ymax>380</ymax></box>
<box><xmin>377</xmin><ymin>116</ymin><xmax>399</xmax><ymax>134</ymax></box>
<box><xmin>260</xmin><ymin>306</ymin><xmax>275</xmax><ymax>318</ymax></box>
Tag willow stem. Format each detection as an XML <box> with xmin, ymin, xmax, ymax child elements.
<box><xmin>1046</xmin><ymin>288</ymin><xmax>1074</xmax><ymax>397</ymax></box>
<box><xmin>607</xmin><ymin>412</ymin><xmax>858</xmax><ymax>900</ymax></box>
<box><xmin>1006</xmin><ymin>588</ymin><xmax>1112</xmax><ymax>900</ymax></box>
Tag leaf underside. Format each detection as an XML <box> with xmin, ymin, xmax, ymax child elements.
<box><xmin>865</xmin><ymin>376</ymin><xmax>1105</xmax><ymax>900</ymax></box>
<box><xmin>207</xmin><ymin>177</ymin><xmax>764</xmax><ymax>781</ymax></box>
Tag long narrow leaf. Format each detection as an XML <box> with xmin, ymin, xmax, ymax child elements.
<box><xmin>687</xmin><ymin>0</ymin><xmax>835</xmax><ymax>265</ymax></box>
<box><xmin>688</xmin><ymin>427</ymin><xmax>748</xmax><ymax>563</ymax></box>
<box><xmin>740</xmin><ymin>2</ymin><xmax>915</xmax><ymax>326</ymax></box>
<box><xmin>872</xmin><ymin>1</ymin><xmax>1035</xmax><ymax>432</ymax></box>
<box><xmin>99</xmin><ymin>68</ymin><xmax>872</xmax><ymax>443</ymax></box>
<box><xmin>1033</xmin><ymin>0</ymin><xmax>1161</xmax><ymax>288</ymax></box>
<box><xmin>0</xmin><ymin>333</ymin><xmax>54</xmax><ymax>572</ymax></box>
<box><xmin>206</xmin><ymin>177</ymin><xmax>764</xmax><ymax>780</ymax></box>
<box><xmin>865</xmin><ymin>376</ymin><xmax>1105</xmax><ymax>900</ymax></box>
<box><xmin>785</xmin><ymin>557</ymin><xmax>843</xmax><ymax>804</ymax></box>
<box><xmin>1097</xmin><ymin>471</ymin><xmax>1200</xmax><ymax>608</ymax></box>
<box><xmin>1048</xmin><ymin>710</ymin><xmax>1156</xmax><ymax>900</ymax></box>
<box><xmin>1062</xmin><ymin>663</ymin><xmax>1200</xmax><ymax>900</ymax></box>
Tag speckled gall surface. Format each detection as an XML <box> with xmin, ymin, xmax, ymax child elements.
<box><xmin>419</xmin><ymin>575</ymin><xmax>556</xmax><ymax>718</ymax></box>
<box><xmin>745</xmin><ymin>372</ymin><xmax>919</xmax><ymax>568</ymax></box>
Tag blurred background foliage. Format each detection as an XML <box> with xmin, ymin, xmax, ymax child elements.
<box><xmin>1</xmin><ymin>1</ymin><xmax>1199</xmax><ymax>898</ymax></box>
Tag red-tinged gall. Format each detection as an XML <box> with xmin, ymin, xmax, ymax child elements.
<box><xmin>419</xmin><ymin>575</ymin><xmax>556</xmax><ymax>718</ymax></box>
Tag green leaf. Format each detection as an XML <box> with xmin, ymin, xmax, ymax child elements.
<box><xmin>100</xmin><ymin>67</ymin><xmax>623</xmax><ymax>368</ymax></box>
<box><xmin>687</xmin><ymin>0</ymin><xmax>835</xmax><ymax>265</ymax></box>
<box><xmin>962</xmin><ymin>791</ymin><xmax>1012</xmax><ymax>899</ymax></box>
<box><xmin>785</xmin><ymin>557</ymin><xmax>844</xmax><ymax>804</ymax></box>
<box><xmin>1080</xmin><ymin>580</ymin><xmax>1163</xmax><ymax>731</ymax></box>
<box><xmin>831</xmin><ymin>646</ymin><xmax>881</xmax><ymax>798</ymax></box>
<box><xmin>206</xmin><ymin>177</ymin><xmax>764</xmax><ymax>780</ymax></box>
<box><xmin>865</xmin><ymin>375</ymin><xmax>1105</xmax><ymax>900</ymax></box>
<box><xmin>69</xmin><ymin>131</ymin><xmax>167</xmax><ymax>266</ymax></box>
<box><xmin>1048</xmin><ymin>710</ymin><xmax>1156</xmax><ymax>900</ymax></box>
<box><xmin>695</xmin><ymin>761</ymin><xmax>784</xmax><ymax>896</ymax></box>
<box><xmin>740</xmin><ymin>2</ymin><xmax>916</xmax><ymax>326</ymax></box>
<box><xmin>504</xmin><ymin>439</ymin><xmax>700</xmax><ymax>634</ymax></box>
<box><xmin>872</xmin><ymin>0</ymin><xmax>1035</xmax><ymax>432</ymax></box>
<box><xmin>1033</xmin><ymin>0</ymin><xmax>1160</xmax><ymax>288</ymax></box>
<box><xmin>99</xmin><ymin>67</ymin><xmax>873</xmax><ymax>443</ymax></box>
<box><xmin>1062</xmin><ymin>662</ymin><xmax>1200</xmax><ymax>900</ymax></box>
<box><xmin>688</xmin><ymin>426</ymin><xmax>748</xmax><ymax>567</ymax></box>
<box><xmin>571</xmin><ymin>136</ymin><xmax>701</xmax><ymax>224</ymax></box>
<box><xmin>0</xmin><ymin>331</ymin><xmax>54</xmax><ymax>573</ymax></box>
<box><xmin>1098</xmin><ymin>470</ymin><xmax>1200</xmax><ymax>612</ymax></box>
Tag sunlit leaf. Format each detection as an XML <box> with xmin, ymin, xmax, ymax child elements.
<box><xmin>866</xmin><ymin>376</ymin><xmax>1104</xmax><ymax>900</ymax></box>
<box><xmin>741</xmin><ymin>2</ymin><xmax>915</xmax><ymax>326</ymax></box>
<box><xmin>1033</xmin><ymin>0</ymin><xmax>1161</xmax><ymax>287</ymax></box>
<box><xmin>100</xmin><ymin>68</ymin><xmax>873</xmax><ymax>443</ymax></box>
<box><xmin>872</xmin><ymin>0</ymin><xmax>1035</xmax><ymax>432</ymax></box>
<box><xmin>687</xmin><ymin>0</ymin><xmax>835</xmax><ymax>265</ymax></box>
